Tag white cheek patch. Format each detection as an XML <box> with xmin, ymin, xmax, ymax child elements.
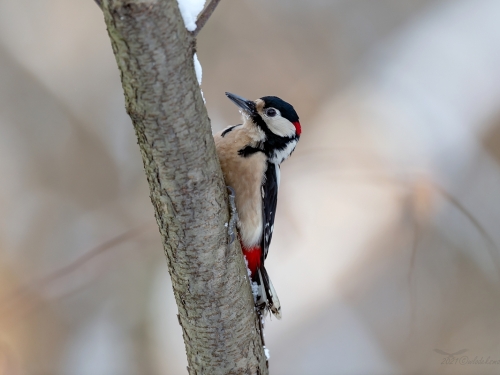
<box><xmin>264</xmin><ymin>117</ymin><xmax>296</xmax><ymax>137</ymax></box>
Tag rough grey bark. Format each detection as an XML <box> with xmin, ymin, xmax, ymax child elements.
<box><xmin>100</xmin><ymin>0</ymin><xmax>268</xmax><ymax>373</ymax></box>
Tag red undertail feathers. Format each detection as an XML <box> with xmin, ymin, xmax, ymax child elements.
<box><xmin>242</xmin><ymin>245</ymin><xmax>261</xmax><ymax>277</ymax></box>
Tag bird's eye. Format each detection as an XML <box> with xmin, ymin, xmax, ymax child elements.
<box><xmin>266</xmin><ymin>108</ymin><xmax>277</xmax><ymax>117</ymax></box>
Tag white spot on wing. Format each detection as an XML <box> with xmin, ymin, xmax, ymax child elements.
<box><xmin>275</xmin><ymin>164</ymin><xmax>280</xmax><ymax>189</ymax></box>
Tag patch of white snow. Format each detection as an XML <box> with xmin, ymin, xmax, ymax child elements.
<box><xmin>193</xmin><ymin>53</ymin><xmax>206</xmax><ymax>103</ymax></box>
<box><xmin>244</xmin><ymin>257</ymin><xmax>259</xmax><ymax>302</ymax></box>
<box><xmin>193</xmin><ymin>53</ymin><xmax>202</xmax><ymax>85</ymax></box>
<box><xmin>263</xmin><ymin>346</ymin><xmax>270</xmax><ymax>360</ymax></box>
<box><xmin>176</xmin><ymin>0</ymin><xmax>206</xmax><ymax>32</ymax></box>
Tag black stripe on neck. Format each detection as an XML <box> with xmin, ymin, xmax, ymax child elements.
<box><xmin>251</xmin><ymin>115</ymin><xmax>299</xmax><ymax>158</ymax></box>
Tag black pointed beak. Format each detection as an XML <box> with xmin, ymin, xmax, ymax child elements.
<box><xmin>225</xmin><ymin>92</ymin><xmax>256</xmax><ymax>115</ymax></box>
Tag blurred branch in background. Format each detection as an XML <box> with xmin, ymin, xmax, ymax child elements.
<box><xmin>432</xmin><ymin>184</ymin><xmax>500</xmax><ymax>275</ymax></box>
<box><xmin>192</xmin><ymin>0</ymin><xmax>221</xmax><ymax>37</ymax></box>
<box><xmin>0</xmin><ymin>223</ymin><xmax>153</xmax><ymax>323</ymax></box>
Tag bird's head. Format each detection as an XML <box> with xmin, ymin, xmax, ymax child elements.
<box><xmin>225</xmin><ymin>92</ymin><xmax>301</xmax><ymax>139</ymax></box>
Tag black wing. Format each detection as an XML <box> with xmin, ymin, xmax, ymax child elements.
<box><xmin>221</xmin><ymin>124</ymin><xmax>242</xmax><ymax>137</ymax></box>
<box><xmin>261</xmin><ymin>161</ymin><xmax>279</xmax><ymax>261</ymax></box>
<box><xmin>257</xmin><ymin>161</ymin><xmax>282</xmax><ymax>318</ymax></box>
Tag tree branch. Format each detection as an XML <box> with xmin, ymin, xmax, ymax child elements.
<box><xmin>192</xmin><ymin>0</ymin><xmax>222</xmax><ymax>37</ymax></box>
<box><xmin>99</xmin><ymin>0</ymin><xmax>268</xmax><ymax>373</ymax></box>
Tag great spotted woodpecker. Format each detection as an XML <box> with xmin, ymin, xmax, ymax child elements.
<box><xmin>214</xmin><ymin>92</ymin><xmax>301</xmax><ymax>319</ymax></box>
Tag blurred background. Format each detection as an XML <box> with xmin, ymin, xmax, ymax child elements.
<box><xmin>0</xmin><ymin>0</ymin><xmax>499</xmax><ymax>373</ymax></box>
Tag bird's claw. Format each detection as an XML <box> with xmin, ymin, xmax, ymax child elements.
<box><xmin>227</xmin><ymin>186</ymin><xmax>239</xmax><ymax>244</ymax></box>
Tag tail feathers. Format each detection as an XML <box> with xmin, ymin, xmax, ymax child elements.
<box><xmin>255</xmin><ymin>266</ymin><xmax>281</xmax><ymax>319</ymax></box>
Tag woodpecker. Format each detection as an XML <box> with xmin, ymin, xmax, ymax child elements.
<box><xmin>214</xmin><ymin>92</ymin><xmax>301</xmax><ymax>319</ymax></box>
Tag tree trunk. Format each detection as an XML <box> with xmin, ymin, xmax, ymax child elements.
<box><xmin>100</xmin><ymin>0</ymin><xmax>268</xmax><ymax>373</ymax></box>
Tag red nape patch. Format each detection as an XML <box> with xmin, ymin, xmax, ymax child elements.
<box><xmin>242</xmin><ymin>246</ymin><xmax>261</xmax><ymax>277</ymax></box>
<box><xmin>293</xmin><ymin>121</ymin><xmax>302</xmax><ymax>136</ymax></box>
